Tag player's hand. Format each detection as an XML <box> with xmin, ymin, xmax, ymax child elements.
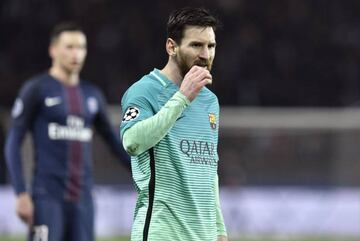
<box><xmin>16</xmin><ymin>192</ymin><xmax>34</xmax><ymax>226</ymax></box>
<box><xmin>217</xmin><ymin>235</ymin><xmax>228</xmax><ymax>241</ymax></box>
<box><xmin>180</xmin><ymin>65</ymin><xmax>212</xmax><ymax>102</ymax></box>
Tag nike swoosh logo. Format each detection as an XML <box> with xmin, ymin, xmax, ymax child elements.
<box><xmin>45</xmin><ymin>97</ymin><xmax>62</xmax><ymax>107</ymax></box>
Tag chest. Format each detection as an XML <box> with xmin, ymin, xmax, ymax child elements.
<box><xmin>37</xmin><ymin>84</ymin><xmax>99</xmax><ymax>126</ymax></box>
<box><xmin>173</xmin><ymin>100</ymin><xmax>219</xmax><ymax>144</ymax></box>
<box><xmin>158</xmin><ymin>86</ymin><xmax>218</xmax><ymax>135</ymax></box>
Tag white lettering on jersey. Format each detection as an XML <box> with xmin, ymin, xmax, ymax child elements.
<box><xmin>67</xmin><ymin>115</ymin><xmax>84</xmax><ymax>127</ymax></box>
<box><xmin>44</xmin><ymin>96</ymin><xmax>62</xmax><ymax>107</ymax></box>
<box><xmin>48</xmin><ymin>115</ymin><xmax>93</xmax><ymax>142</ymax></box>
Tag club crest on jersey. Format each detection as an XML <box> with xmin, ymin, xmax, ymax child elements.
<box><xmin>123</xmin><ymin>107</ymin><xmax>140</xmax><ymax>122</ymax></box>
<box><xmin>208</xmin><ymin>113</ymin><xmax>217</xmax><ymax>129</ymax></box>
<box><xmin>87</xmin><ymin>97</ymin><xmax>98</xmax><ymax>114</ymax></box>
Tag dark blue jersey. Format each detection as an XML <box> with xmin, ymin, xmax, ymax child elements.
<box><xmin>5</xmin><ymin>73</ymin><xmax>130</xmax><ymax>201</ymax></box>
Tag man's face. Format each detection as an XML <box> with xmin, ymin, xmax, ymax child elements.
<box><xmin>50</xmin><ymin>31</ymin><xmax>87</xmax><ymax>74</ymax></box>
<box><xmin>175</xmin><ymin>26</ymin><xmax>216</xmax><ymax>77</ymax></box>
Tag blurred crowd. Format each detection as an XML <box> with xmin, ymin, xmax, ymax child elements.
<box><xmin>1</xmin><ymin>0</ymin><xmax>360</xmax><ymax>107</ymax></box>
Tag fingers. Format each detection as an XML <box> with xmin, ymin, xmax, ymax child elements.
<box><xmin>20</xmin><ymin>211</ymin><xmax>33</xmax><ymax>226</ymax></box>
<box><xmin>180</xmin><ymin>65</ymin><xmax>213</xmax><ymax>102</ymax></box>
<box><xmin>186</xmin><ymin>66</ymin><xmax>212</xmax><ymax>85</ymax></box>
<box><xmin>16</xmin><ymin>193</ymin><xmax>34</xmax><ymax>226</ymax></box>
<box><xmin>217</xmin><ymin>235</ymin><xmax>228</xmax><ymax>241</ymax></box>
<box><xmin>17</xmin><ymin>206</ymin><xmax>33</xmax><ymax>225</ymax></box>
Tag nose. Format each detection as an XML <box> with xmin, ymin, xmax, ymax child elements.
<box><xmin>72</xmin><ymin>47</ymin><xmax>85</xmax><ymax>60</ymax></box>
<box><xmin>73</xmin><ymin>47</ymin><xmax>81</xmax><ymax>55</ymax></box>
<box><xmin>199</xmin><ymin>47</ymin><xmax>210</xmax><ymax>59</ymax></box>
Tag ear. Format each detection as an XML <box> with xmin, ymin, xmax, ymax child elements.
<box><xmin>49</xmin><ymin>44</ymin><xmax>56</xmax><ymax>59</ymax></box>
<box><xmin>165</xmin><ymin>38</ymin><xmax>178</xmax><ymax>57</ymax></box>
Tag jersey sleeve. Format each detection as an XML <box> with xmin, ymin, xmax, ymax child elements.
<box><xmin>120</xmin><ymin>82</ymin><xmax>157</xmax><ymax>139</ymax></box>
<box><xmin>122</xmin><ymin>91</ymin><xmax>189</xmax><ymax>156</ymax></box>
<box><xmin>5</xmin><ymin>80</ymin><xmax>40</xmax><ymax>194</ymax></box>
<box><xmin>92</xmin><ymin>87</ymin><xmax>131</xmax><ymax>170</ymax></box>
<box><xmin>215</xmin><ymin>175</ymin><xmax>227</xmax><ymax>236</ymax></box>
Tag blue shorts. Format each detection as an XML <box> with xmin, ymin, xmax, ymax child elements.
<box><xmin>30</xmin><ymin>194</ymin><xmax>94</xmax><ymax>241</ymax></box>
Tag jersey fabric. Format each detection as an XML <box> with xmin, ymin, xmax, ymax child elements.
<box><xmin>121</xmin><ymin>68</ymin><xmax>222</xmax><ymax>241</ymax></box>
<box><xmin>5</xmin><ymin>73</ymin><xmax>130</xmax><ymax>241</ymax></box>
<box><xmin>122</xmin><ymin>91</ymin><xmax>189</xmax><ymax>156</ymax></box>
<box><xmin>31</xmin><ymin>193</ymin><xmax>94</xmax><ymax>241</ymax></box>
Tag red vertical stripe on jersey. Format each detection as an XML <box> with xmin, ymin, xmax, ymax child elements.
<box><xmin>65</xmin><ymin>86</ymin><xmax>83</xmax><ymax>201</ymax></box>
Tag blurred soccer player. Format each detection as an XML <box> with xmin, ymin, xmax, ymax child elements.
<box><xmin>5</xmin><ymin>22</ymin><xmax>130</xmax><ymax>241</ymax></box>
<box><xmin>120</xmin><ymin>7</ymin><xmax>227</xmax><ymax>241</ymax></box>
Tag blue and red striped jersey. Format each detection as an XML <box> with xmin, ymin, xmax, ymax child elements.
<box><xmin>5</xmin><ymin>73</ymin><xmax>130</xmax><ymax>201</ymax></box>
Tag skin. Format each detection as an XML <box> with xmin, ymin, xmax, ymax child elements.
<box><xmin>161</xmin><ymin>25</ymin><xmax>228</xmax><ymax>241</ymax></box>
<box><xmin>16</xmin><ymin>192</ymin><xmax>33</xmax><ymax>227</ymax></box>
<box><xmin>161</xmin><ymin>26</ymin><xmax>216</xmax><ymax>102</ymax></box>
<box><xmin>218</xmin><ymin>235</ymin><xmax>228</xmax><ymax>241</ymax></box>
<box><xmin>16</xmin><ymin>30</ymin><xmax>88</xmax><ymax>227</ymax></box>
<box><xmin>49</xmin><ymin>31</ymin><xmax>87</xmax><ymax>86</ymax></box>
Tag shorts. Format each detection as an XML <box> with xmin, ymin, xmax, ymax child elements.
<box><xmin>29</xmin><ymin>193</ymin><xmax>94</xmax><ymax>241</ymax></box>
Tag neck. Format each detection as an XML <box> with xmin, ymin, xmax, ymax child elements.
<box><xmin>160</xmin><ymin>59</ymin><xmax>183</xmax><ymax>86</ymax></box>
<box><xmin>49</xmin><ymin>66</ymin><xmax>79</xmax><ymax>86</ymax></box>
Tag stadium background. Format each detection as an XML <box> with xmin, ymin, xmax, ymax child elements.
<box><xmin>0</xmin><ymin>0</ymin><xmax>360</xmax><ymax>240</ymax></box>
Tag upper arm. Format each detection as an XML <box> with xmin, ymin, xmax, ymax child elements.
<box><xmin>5</xmin><ymin>79</ymin><xmax>41</xmax><ymax>193</ymax></box>
<box><xmin>92</xmin><ymin>88</ymin><xmax>113</xmax><ymax>132</ymax></box>
<box><xmin>9</xmin><ymin>79</ymin><xmax>41</xmax><ymax>134</ymax></box>
<box><xmin>120</xmin><ymin>82</ymin><xmax>157</xmax><ymax>138</ymax></box>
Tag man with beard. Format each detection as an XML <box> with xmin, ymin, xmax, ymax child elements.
<box><xmin>5</xmin><ymin>22</ymin><xmax>130</xmax><ymax>241</ymax></box>
<box><xmin>120</xmin><ymin>7</ymin><xmax>227</xmax><ymax>241</ymax></box>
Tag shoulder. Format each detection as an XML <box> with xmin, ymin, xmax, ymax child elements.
<box><xmin>202</xmin><ymin>87</ymin><xmax>219</xmax><ymax>102</ymax></box>
<box><xmin>24</xmin><ymin>73</ymin><xmax>49</xmax><ymax>87</ymax></box>
<box><xmin>197</xmin><ymin>87</ymin><xmax>220</xmax><ymax>113</ymax></box>
<box><xmin>80</xmin><ymin>79</ymin><xmax>100</xmax><ymax>91</ymax></box>
<box><xmin>79</xmin><ymin>80</ymin><xmax>104</xmax><ymax>97</ymax></box>
<box><xmin>123</xmin><ymin>73</ymin><xmax>162</xmax><ymax>99</ymax></box>
<box><xmin>11</xmin><ymin>74</ymin><xmax>49</xmax><ymax>118</ymax></box>
<box><xmin>18</xmin><ymin>73</ymin><xmax>50</xmax><ymax>96</ymax></box>
<box><xmin>78</xmin><ymin>81</ymin><xmax>108</xmax><ymax>111</ymax></box>
<box><xmin>129</xmin><ymin>73</ymin><xmax>162</xmax><ymax>92</ymax></box>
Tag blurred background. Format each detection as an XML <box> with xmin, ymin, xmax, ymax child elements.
<box><xmin>1</xmin><ymin>0</ymin><xmax>360</xmax><ymax>240</ymax></box>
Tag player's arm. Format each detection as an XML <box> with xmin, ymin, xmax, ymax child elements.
<box><xmin>93</xmin><ymin>89</ymin><xmax>131</xmax><ymax>170</ymax></box>
<box><xmin>218</xmin><ymin>235</ymin><xmax>228</xmax><ymax>241</ymax></box>
<box><xmin>122</xmin><ymin>91</ymin><xmax>189</xmax><ymax>156</ymax></box>
<box><xmin>122</xmin><ymin>66</ymin><xmax>211</xmax><ymax>156</ymax></box>
<box><xmin>215</xmin><ymin>175</ymin><xmax>228</xmax><ymax>240</ymax></box>
<box><xmin>5</xmin><ymin>80</ymin><xmax>40</xmax><ymax>225</ymax></box>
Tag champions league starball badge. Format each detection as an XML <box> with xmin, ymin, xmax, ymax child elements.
<box><xmin>123</xmin><ymin>107</ymin><xmax>140</xmax><ymax>122</ymax></box>
<box><xmin>11</xmin><ymin>98</ymin><xmax>24</xmax><ymax>118</ymax></box>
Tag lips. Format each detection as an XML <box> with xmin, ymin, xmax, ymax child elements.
<box><xmin>71</xmin><ymin>61</ymin><xmax>81</xmax><ymax>66</ymax></box>
<box><xmin>194</xmin><ymin>61</ymin><xmax>209</xmax><ymax>69</ymax></box>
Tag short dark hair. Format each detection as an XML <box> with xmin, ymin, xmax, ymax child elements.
<box><xmin>166</xmin><ymin>7</ymin><xmax>220</xmax><ymax>44</ymax></box>
<box><xmin>50</xmin><ymin>22</ymin><xmax>84</xmax><ymax>44</ymax></box>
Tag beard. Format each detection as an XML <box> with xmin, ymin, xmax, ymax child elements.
<box><xmin>61</xmin><ymin>62</ymin><xmax>84</xmax><ymax>75</ymax></box>
<box><xmin>175</xmin><ymin>51</ymin><xmax>213</xmax><ymax>78</ymax></box>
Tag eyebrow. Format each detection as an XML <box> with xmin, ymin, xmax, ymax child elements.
<box><xmin>189</xmin><ymin>40</ymin><xmax>217</xmax><ymax>46</ymax></box>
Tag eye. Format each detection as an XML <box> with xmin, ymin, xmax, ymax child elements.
<box><xmin>66</xmin><ymin>44</ymin><xmax>75</xmax><ymax>50</ymax></box>
<box><xmin>190</xmin><ymin>42</ymin><xmax>202</xmax><ymax>48</ymax></box>
<box><xmin>66</xmin><ymin>44</ymin><xmax>86</xmax><ymax>50</ymax></box>
<box><xmin>208</xmin><ymin>43</ymin><xmax>216</xmax><ymax>49</ymax></box>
